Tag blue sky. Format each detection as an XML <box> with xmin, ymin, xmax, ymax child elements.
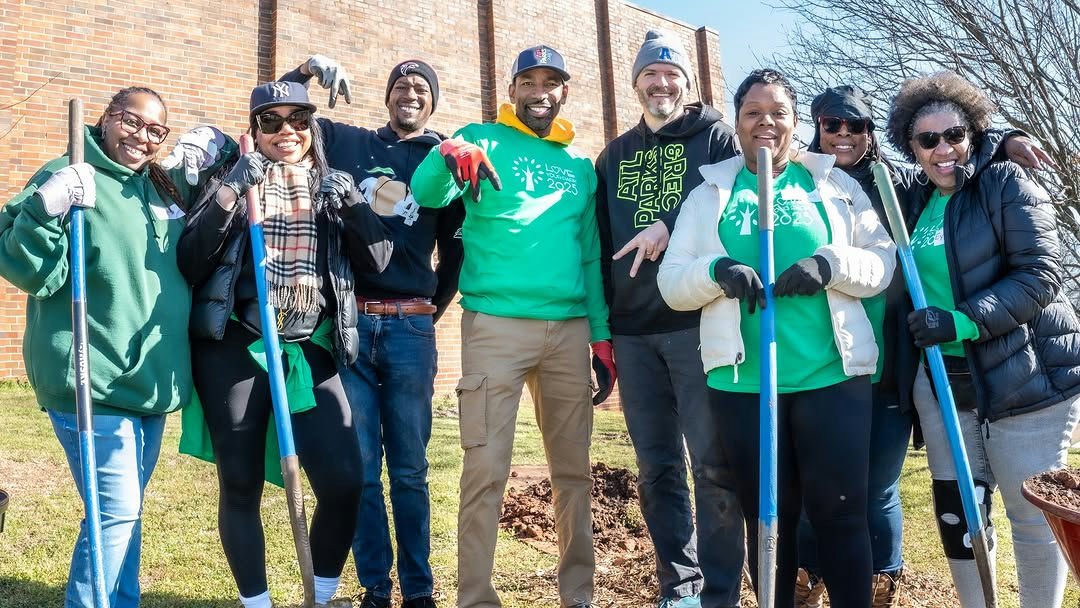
<box><xmin>634</xmin><ymin>0</ymin><xmax>806</xmax><ymax>132</ymax></box>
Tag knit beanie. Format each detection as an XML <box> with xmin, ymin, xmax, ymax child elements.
<box><xmin>632</xmin><ymin>29</ymin><xmax>693</xmax><ymax>90</ymax></box>
<box><xmin>385</xmin><ymin>60</ymin><xmax>440</xmax><ymax>111</ymax></box>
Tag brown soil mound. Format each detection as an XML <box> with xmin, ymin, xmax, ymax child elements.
<box><xmin>500</xmin><ymin>462</ymin><xmax>962</xmax><ymax>607</ymax></box>
<box><xmin>1027</xmin><ymin>468</ymin><xmax>1080</xmax><ymax>513</ymax></box>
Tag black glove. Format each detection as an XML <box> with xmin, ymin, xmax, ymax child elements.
<box><xmin>712</xmin><ymin>257</ymin><xmax>766</xmax><ymax>314</ymax></box>
<box><xmin>223</xmin><ymin>151</ymin><xmax>267</xmax><ymax>199</ymax></box>
<box><xmin>908</xmin><ymin>306</ymin><xmax>957</xmax><ymax>348</ymax></box>
<box><xmin>591</xmin><ymin>340</ymin><xmax>616</xmax><ymax>405</ymax></box>
<box><xmin>773</xmin><ymin>255</ymin><xmax>832</xmax><ymax>297</ymax></box>
<box><xmin>319</xmin><ymin>170</ymin><xmax>361</xmax><ymax>210</ymax></box>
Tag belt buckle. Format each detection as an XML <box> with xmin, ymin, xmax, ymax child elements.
<box><xmin>363</xmin><ymin>301</ymin><xmax>381</xmax><ymax>315</ymax></box>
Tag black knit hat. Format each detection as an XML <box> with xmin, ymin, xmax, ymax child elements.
<box><xmin>810</xmin><ymin>85</ymin><xmax>875</xmax><ymax>126</ymax></box>
<box><xmin>385</xmin><ymin>60</ymin><xmax>440</xmax><ymax>112</ymax></box>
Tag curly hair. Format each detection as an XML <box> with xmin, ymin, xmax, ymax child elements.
<box><xmin>885</xmin><ymin>71</ymin><xmax>996</xmax><ymax>161</ymax></box>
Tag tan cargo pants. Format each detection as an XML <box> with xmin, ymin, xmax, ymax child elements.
<box><xmin>454</xmin><ymin>311</ymin><xmax>594</xmax><ymax>608</ymax></box>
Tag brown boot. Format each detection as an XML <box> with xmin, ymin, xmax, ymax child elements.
<box><xmin>870</xmin><ymin>568</ymin><xmax>903</xmax><ymax>608</ymax></box>
<box><xmin>794</xmin><ymin>567</ymin><xmax>826</xmax><ymax>608</ymax></box>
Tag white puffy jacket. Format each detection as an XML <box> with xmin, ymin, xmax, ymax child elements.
<box><xmin>657</xmin><ymin>150</ymin><xmax>896</xmax><ymax>376</ymax></box>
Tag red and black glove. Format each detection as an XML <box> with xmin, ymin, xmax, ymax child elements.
<box><xmin>439</xmin><ymin>138</ymin><xmax>502</xmax><ymax>202</ymax></box>
<box><xmin>591</xmin><ymin>340</ymin><xmax>617</xmax><ymax>405</ymax></box>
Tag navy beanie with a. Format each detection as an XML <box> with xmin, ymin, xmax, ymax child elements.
<box><xmin>385</xmin><ymin>60</ymin><xmax>440</xmax><ymax>111</ymax></box>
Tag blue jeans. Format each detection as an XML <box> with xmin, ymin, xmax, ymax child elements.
<box><xmin>48</xmin><ymin>410</ymin><xmax>166</xmax><ymax>608</ymax></box>
<box><xmin>339</xmin><ymin>312</ymin><xmax>437</xmax><ymax>600</ymax></box>
<box><xmin>798</xmin><ymin>384</ymin><xmax>912</xmax><ymax>574</ymax></box>
<box><xmin>614</xmin><ymin>329</ymin><xmax>745</xmax><ymax>607</ymax></box>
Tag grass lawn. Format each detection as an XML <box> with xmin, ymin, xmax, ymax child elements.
<box><xmin>0</xmin><ymin>382</ymin><xmax>1076</xmax><ymax>607</ymax></box>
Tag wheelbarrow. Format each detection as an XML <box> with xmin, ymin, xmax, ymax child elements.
<box><xmin>1022</xmin><ymin>470</ymin><xmax>1080</xmax><ymax>579</ymax></box>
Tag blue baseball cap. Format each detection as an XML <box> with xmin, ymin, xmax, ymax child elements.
<box><xmin>249</xmin><ymin>81</ymin><xmax>317</xmax><ymax>117</ymax></box>
<box><xmin>510</xmin><ymin>45</ymin><xmax>571</xmax><ymax>82</ymax></box>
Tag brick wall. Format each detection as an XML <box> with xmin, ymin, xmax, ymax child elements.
<box><xmin>0</xmin><ymin>0</ymin><xmax>725</xmax><ymax>403</ymax></box>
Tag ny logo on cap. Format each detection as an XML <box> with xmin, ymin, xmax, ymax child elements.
<box><xmin>271</xmin><ymin>82</ymin><xmax>290</xmax><ymax>98</ymax></box>
<box><xmin>533</xmin><ymin>47</ymin><xmax>551</xmax><ymax>64</ymax></box>
<box><xmin>401</xmin><ymin>62</ymin><xmax>419</xmax><ymax>76</ymax></box>
<box><xmin>658</xmin><ymin>47</ymin><xmax>672</xmax><ymax>61</ymax></box>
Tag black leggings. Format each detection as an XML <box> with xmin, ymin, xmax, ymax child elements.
<box><xmin>193</xmin><ymin>321</ymin><xmax>363</xmax><ymax>597</ymax></box>
<box><xmin>709</xmin><ymin>376</ymin><xmax>872</xmax><ymax>608</ymax></box>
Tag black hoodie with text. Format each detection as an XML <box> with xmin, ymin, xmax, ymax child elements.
<box><xmin>595</xmin><ymin>102</ymin><xmax>739</xmax><ymax>335</ymax></box>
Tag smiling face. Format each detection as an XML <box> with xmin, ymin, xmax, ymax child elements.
<box><xmin>101</xmin><ymin>92</ymin><xmax>166</xmax><ymax>171</ymax></box>
<box><xmin>818</xmin><ymin>119</ymin><xmax>871</xmax><ymax>168</ymax></box>
<box><xmin>736</xmin><ymin>83</ymin><xmax>797</xmax><ymax>173</ymax></box>
<box><xmin>634</xmin><ymin>62</ymin><xmax>688</xmax><ymax>123</ymax></box>
<box><xmin>910</xmin><ymin>109</ymin><xmax>970</xmax><ymax>195</ymax></box>
<box><xmin>254</xmin><ymin>105</ymin><xmax>312</xmax><ymax>164</ymax></box>
<box><xmin>387</xmin><ymin>74</ymin><xmax>433</xmax><ymax>136</ymax></box>
<box><xmin>509</xmin><ymin>67</ymin><xmax>568</xmax><ymax>138</ymax></box>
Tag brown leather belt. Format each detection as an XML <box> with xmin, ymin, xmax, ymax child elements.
<box><xmin>357</xmin><ymin>298</ymin><xmax>437</xmax><ymax>316</ymax></box>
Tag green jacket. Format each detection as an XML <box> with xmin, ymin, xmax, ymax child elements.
<box><xmin>0</xmin><ymin>126</ymin><xmax>235</xmax><ymax>416</ymax></box>
<box><xmin>411</xmin><ymin>104</ymin><xmax>610</xmax><ymax>341</ymax></box>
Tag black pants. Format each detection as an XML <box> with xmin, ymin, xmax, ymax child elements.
<box><xmin>709</xmin><ymin>376</ymin><xmax>872</xmax><ymax>608</ymax></box>
<box><xmin>193</xmin><ymin>321</ymin><xmax>363</xmax><ymax>597</ymax></box>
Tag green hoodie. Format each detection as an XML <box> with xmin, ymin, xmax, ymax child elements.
<box><xmin>0</xmin><ymin>126</ymin><xmax>235</xmax><ymax>416</ymax></box>
<box><xmin>411</xmin><ymin>105</ymin><xmax>610</xmax><ymax>341</ymax></box>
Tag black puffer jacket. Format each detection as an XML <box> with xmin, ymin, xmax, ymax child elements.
<box><xmin>898</xmin><ymin>138</ymin><xmax>1080</xmax><ymax>421</ymax></box>
<box><xmin>178</xmin><ymin>161</ymin><xmax>392</xmax><ymax>365</ymax></box>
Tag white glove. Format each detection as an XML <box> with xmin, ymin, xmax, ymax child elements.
<box><xmin>160</xmin><ymin>126</ymin><xmax>228</xmax><ymax>185</ymax></box>
<box><xmin>35</xmin><ymin>163</ymin><xmax>96</xmax><ymax>218</ymax></box>
<box><xmin>307</xmin><ymin>54</ymin><xmax>352</xmax><ymax>108</ymax></box>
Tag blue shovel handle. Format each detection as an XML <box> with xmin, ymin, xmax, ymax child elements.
<box><xmin>756</xmin><ymin>147</ymin><xmax>778</xmax><ymax>608</ymax></box>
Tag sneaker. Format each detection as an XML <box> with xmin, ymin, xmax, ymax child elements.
<box><xmin>870</xmin><ymin>568</ymin><xmax>903</xmax><ymax>608</ymax></box>
<box><xmin>359</xmin><ymin>592</ymin><xmax>390</xmax><ymax>608</ymax></box>
<box><xmin>794</xmin><ymin>567</ymin><xmax>826</xmax><ymax>608</ymax></box>
<box><xmin>658</xmin><ymin>595</ymin><xmax>701</xmax><ymax>608</ymax></box>
<box><xmin>401</xmin><ymin>597</ymin><xmax>437</xmax><ymax>608</ymax></box>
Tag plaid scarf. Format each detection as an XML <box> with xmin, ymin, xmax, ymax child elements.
<box><xmin>256</xmin><ymin>159</ymin><xmax>320</xmax><ymax>313</ymax></box>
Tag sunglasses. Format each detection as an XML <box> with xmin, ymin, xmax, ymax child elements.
<box><xmin>913</xmin><ymin>126</ymin><xmax>968</xmax><ymax>150</ymax></box>
<box><xmin>109</xmin><ymin>110</ymin><xmax>170</xmax><ymax>144</ymax></box>
<box><xmin>819</xmin><ymin>116</ymin><xmax>871</xmax><ymax>135</ymax></box>
<box><xmin>256</xmin><ymin>109</ymin><xmax>312</xmax><ymax>134</ymax></box>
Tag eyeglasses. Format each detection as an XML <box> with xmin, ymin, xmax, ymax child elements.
<box><xmin>913</xmin><ymin>126</ymin><xmax>968</xmax><ymax>150</ymax></box>
<box><xmin>819</xmin><ymin>116</ymin><xmax>870</xmax><ymax>135</ymax></box>
<box><xmin>108</xmin><ymin>110</ymin><xmax>170</xmax><ymax>144</ymax></box>
<box><xmin>256</xmin><ymin>109</ymin><xmax>312</xmax><ymax>134</ymax></box>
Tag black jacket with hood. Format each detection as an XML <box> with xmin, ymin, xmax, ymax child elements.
<box><xmin>281</xmin><ymin>67</ymin><xmax>465</xmax><ymax>321</ymax></box>
<box><xmin>178</xmin><ymin>159</ymin><xmax>393</xmax><ymax>366</ymax></box>
<box><xmin>595</xmin><ymin>102</ymin><xmax>739</xmax><ymax>335</ymax></box>
<box><xmin>897</xmin><ymin>136</ymin><xmax>1080</xmax><ymax>422</ymax></box>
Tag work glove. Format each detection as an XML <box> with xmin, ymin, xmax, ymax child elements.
<box><xmin>712</xmin><ymin>257</ymin><xmax>766</xmax><ymax>314</ymax></box>
<box><xmin>319</xmin><ymin>170</ymin><xmax>361</xmax><ymax>209</ymax></box>
<box><xmin>908</xmin><ymin>306</ymin><xmax>957</xmax><ymax>348</ymax></box>
<box><xmin>222</xmin><ymin>152</ymin><xmax>268</xmax><ymax>200</ymax></box>
<box><xmin>160</xmin><ymin>126</ymin><xmax>228</xmax><ymax>185</ymax></box>
<box><xmin>307</xmin><ymin>54</ymin><xmax>352</xmax><ymax>108</ymax></box>
<box><xmin>773</xmin><ymin>255</ymin><xmax>832</xmax><ymax>297</ymax></box>
<box><xmin>591</xmin><ymin>340</ymin><xmax>617</xmax><ymax>405</ymax></box>
<box><xmin>438</xmin><ymin>138</ymin><xmax>502</xmax><ymax>202</ymax></box>
<box><xmin>34</xmin><ymin>163</ymin><xmax>96</xmax><ymax>218</ymax></box>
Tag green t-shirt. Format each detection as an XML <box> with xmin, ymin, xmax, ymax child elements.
<box><xmin>865</xmin><ymin>292</ymin><xmax>886</xmax><ymax>383</ymax></box>
<box><xmin>707</xmin><ymin>162</ymin><xmax>848</xmax><ymax>393</ymax></box>
<box><xmin>910</xmin><ymin>189</ymin><xmax>980</xmax><ymax>357</ymax></box>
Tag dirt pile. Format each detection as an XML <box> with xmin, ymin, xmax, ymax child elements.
<box><xmin>1026</xmin><ymin>468</ymin><xmax>1080</xmax><ymax>512</ymax></box>
<box><xmin>499</xmin><ymin>462</ymin><xmax>962</xmax><ymax>607</ymax></box>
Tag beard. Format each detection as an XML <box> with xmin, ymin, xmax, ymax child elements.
<box><xmin>637</xmin><ymin>85</ymin><xmax>683</xmax><ymax>120</ymax></box>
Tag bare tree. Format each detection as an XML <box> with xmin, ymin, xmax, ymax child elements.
<box><xmin>770</xmin><ymin>0</ymin><xmax>1080</xmax><ymax>293</ymax></box>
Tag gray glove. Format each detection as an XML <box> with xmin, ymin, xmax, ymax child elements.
<box><xmin>222</xmin><ymin>152</ymin><xmax>267</xmax><ymax>200</ymax></box>
<box><xmin>35</xmin><ymin>163</ymin><xmax>96</xmax><ymax>218</ymax></box>
<box><xmin>307</xmin><ymin>54</ymin><xmax>352</xmax><ymax>108</ymax></box>
<box><xmin>319</xmin><ymin>171</ymin><xmax>360</xmax><ymax>209</ymax></box>
<box><xmin>160</xmin><ymin>126</ymin><xmax>228</xmax><ymax>185</ymax></box>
